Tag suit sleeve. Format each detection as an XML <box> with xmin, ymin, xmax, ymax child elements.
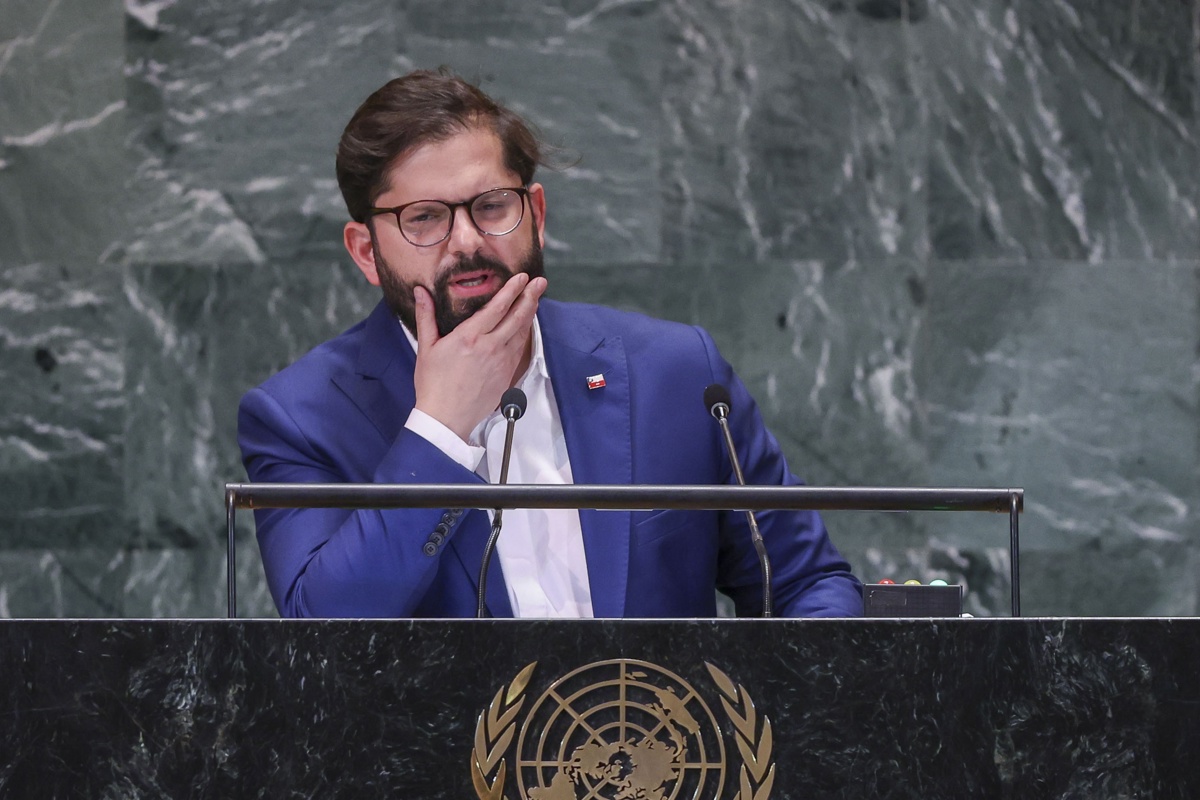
<box><xmin>238</xmin><ymin>385</ymin><xmax>480</xmax><ymax>618</ymax></box>
<box><xmin>695</xmin><ymin>328</ymin><xmax>864</xmax><ymax>617</ymax></box>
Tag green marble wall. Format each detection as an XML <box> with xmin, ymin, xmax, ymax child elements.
<box><xmin>1</xmin><ymin>0</ymin><xmax>1196</xmax><ymax>617</ymax></box>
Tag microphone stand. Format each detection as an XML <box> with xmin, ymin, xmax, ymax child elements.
<box><xmin>707</xmin><ymin>386</ymin><xmax>774</xmax><ymax>618</ymax></box>
<box><xmin>477</xmin><ymin>389</ymin><xmax>526</xmax><ymax>618</ymax></box>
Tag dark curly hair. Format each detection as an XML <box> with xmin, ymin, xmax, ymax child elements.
<box><xmin>335</xmin><ymin>68</ymin><xmax>546</xmax><ymax>223</ymax></box>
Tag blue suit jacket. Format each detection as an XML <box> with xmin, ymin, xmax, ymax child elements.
<box><xmin>238</xmin><ymin>298</ymin><xmax>862</xmax><ymax>618</ymax></box>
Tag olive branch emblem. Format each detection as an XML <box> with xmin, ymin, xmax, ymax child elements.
<box><xmin>471</xmin><ymin>660</ymin><xmax>775</xmax><ymax>800</ymax></box>
<box><xmin>705</xmin><ymin>663</ymin><xmax>775</xmax><ymax>800</ymax></box>
<box><xmin>472</xmin><ymin>661</ymin><xmax>537</xmax><ymax>800</ymax></box>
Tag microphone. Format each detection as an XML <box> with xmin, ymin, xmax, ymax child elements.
<box><xmin>704</xmin><ymin>383</ymin><xmax>774</xmax><ymax>617</ymax></box>
<box><xmin>500</xmin><ymin>388</ymin><xmax>527</xmax><ymax>422</ymax></box>
<box><xmin>703</xmin><ymin>383</ymin><xmax>732</xmax><ymax>421</ymax></box>
<box><xmin>477</xmin><ymin>387</ymin><xmax>528</xmax><ymax>618</ymax></box>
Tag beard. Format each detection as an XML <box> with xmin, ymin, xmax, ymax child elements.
<box><xmin>374</xmin><ymin>226</ymin><xmax>545</xmax><ymax>339</ymax></box>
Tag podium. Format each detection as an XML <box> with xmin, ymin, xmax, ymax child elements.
<box><xmin>2</xmin><ymin>618</ymin><xmax>1199</xmax><ymax>797</ymax></box>
<box><xmin>7</xmin><ymin>482</ymin><xmax>1158</xmax><ymax>794</ymax></box>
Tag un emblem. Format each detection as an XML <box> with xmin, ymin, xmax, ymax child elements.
<box><xmin>471</xmin><ymin>659</ymin><xmax>775</xmax><ymax>800</ymax></box>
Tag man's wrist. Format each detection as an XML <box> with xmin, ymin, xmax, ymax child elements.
<box><xmin>405</xmin><ymin>408</ymin><xmax>485</xmax><ymax>471</ymax></box>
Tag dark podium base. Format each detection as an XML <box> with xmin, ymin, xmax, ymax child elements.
<box><xmin>3</xmin><ymin>618</ymin><xmax>1198</xmax><ymax>798</ymax></box>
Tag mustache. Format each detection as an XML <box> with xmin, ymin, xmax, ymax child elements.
<box><xmin>432</xmin><ymin>254</ymin><xmax>515</xmax><ymax>293</ymax></box>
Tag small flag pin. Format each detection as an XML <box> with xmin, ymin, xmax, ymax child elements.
<box><xmin>586</xmin><ymin>373</ymin><xmax>606</xmax><ymax>390</ymax></box>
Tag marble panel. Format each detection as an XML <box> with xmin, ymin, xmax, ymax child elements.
<box><xmin>122</xmin><ymin>0</ymin><xmax>398</xmax><ymax>265</ymax></box>
<box><xmin>0</xmin><ymin>549</ymin><xmax>128</xmax><ymax>618</ymax></box>
<box><xmin>397</xmin><ymin>0</ymin><xmax>663</xmax><ymax>264</ymax></box>
<box><xmin>0</xmin><ymin>263</ymin><xmax>124</xmax><ymax>548</ymax></box>
<box><xmin>924</xmin><ymin>0</ymin><xmax>1200</xmax><ymax>261</ymax></box>
<box><xmin>661</xmin><ymin>0</ymin><xmax>929</xmax><ymax>265</ymax></box>
<box><xmin>920</xmin><ymin>261</ymin><xmax>1198</xmax><ymax>546</ymax></box>
<box><xmin>0</xmin><ymin>0</ymin><xmax>128</xmax><ymax>265</ymax></box>
<box><xmin>121</xmin><ymin>259</ymin><xmax>377</xmax><ymax>548</ymax></box>
<box><xmin>918</xmin><ymin>260</ymin><xmax>1199</xmax><ymax>614</ymax></box>
<box><xmin>122</xmin><ymin>535</ymin><xmax>276</xmax><ymax>619</ymax></box>
<box><xmin>0</xmin><ymin>535</ymin><xmax>273</xmax><ymax>619</ymax></box>
<box><xmin>1021</xmin><ymin>539</ymin><xmax>1200</xmax><ymax>618</ymax></box>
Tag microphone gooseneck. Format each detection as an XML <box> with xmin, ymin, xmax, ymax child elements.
<box><xmin>477</xmin><ymin>387</ymin><xmax>528</xmax><ymax>618</ymax></box>
<box><xmin>703</xmin><ymin>383</ymin><xmax>774</xmax><ymax>617</ymax></box>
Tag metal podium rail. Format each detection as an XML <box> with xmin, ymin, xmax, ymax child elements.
<box><xmin>224</xmin><ymin>483</ymin><xmax>1024</xmax><ymax>618</ymax></box>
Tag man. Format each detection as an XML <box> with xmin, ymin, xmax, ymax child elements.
<box><xmin>238</xmin><ymin>69</ymin><xmax>862</xmax><ymax>619</ymax></box>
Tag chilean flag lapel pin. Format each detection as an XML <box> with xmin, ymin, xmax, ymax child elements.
<box><xmin>586</xmin><ymin>373</ymin><xmax>606</xmax><ymax>390</ymax></box>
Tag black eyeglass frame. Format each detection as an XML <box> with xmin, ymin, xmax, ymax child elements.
<box><xmin>368</xmin><ymin>186</ymin><xmax>530</xmax><ymax>247</ymax></box>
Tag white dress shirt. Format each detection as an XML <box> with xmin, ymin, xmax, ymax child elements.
<box><xmin>400</xmin><ymin>319</ymin><xmax>594</xmax><ymax>618</ymax></box>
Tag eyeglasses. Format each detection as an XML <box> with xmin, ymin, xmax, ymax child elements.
<box><xmin>368</xmin><ymin>187</ymin><xmax>529</xmax><ymax>247</ymax></box>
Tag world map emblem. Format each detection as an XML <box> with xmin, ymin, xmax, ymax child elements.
<box><xmin>471</xmin><ymin>659</ymin><xmax>775</xmax><ymax>800</ymax></box>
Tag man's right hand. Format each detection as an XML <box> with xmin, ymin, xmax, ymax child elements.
<box><xmin>411</xmin><ymin>272</ymin><xmax>547</xmax><ymax>442</ymax></box>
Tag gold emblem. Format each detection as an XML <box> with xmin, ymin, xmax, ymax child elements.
<box><xmin>471</xmin><ymin>660</ymin><xmax>775</xmax><ymax>800</ymax></box>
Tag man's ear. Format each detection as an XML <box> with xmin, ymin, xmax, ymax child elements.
<box><xmin>527</xmin><ymin>182</ymin><xmax>547</xmax><ymax>249</ymax></box>
<box><xmin>344</xmin><ymin>220</ymin><xmax>381</xmax><ymax>286</ymax></box>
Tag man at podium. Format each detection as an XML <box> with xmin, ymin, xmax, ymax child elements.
<box><xmin>238</xmin><ymin>69</ymin><xmax>862</xmax><ymax>619</ymax></box>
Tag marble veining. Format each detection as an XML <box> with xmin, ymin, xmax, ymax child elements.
<box><xmin>2</xmin><ymin>619</ymin><xmax>1198</xmax><ymax>797</ymax></box>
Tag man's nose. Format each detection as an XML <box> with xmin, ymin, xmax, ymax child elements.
<box><xmin>446</xmin><ymin>204</ymin><xmax>486</xmax><ymax>254</ymax></box>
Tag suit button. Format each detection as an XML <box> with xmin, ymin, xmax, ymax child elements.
<box><xmin>422</xmin><ymin>541</ymin><xmax>438</xmax><ymax>557</ymax></box>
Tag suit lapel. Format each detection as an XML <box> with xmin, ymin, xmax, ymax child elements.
<box><xmin>540</xmin><ymin>301</ymin><xmax>632</xmax><ymax>619</ymax></box>
<box><xmin>333</xmin><ymin>301</ymin><xmax>418</xmax><ymax>446</ymax></box>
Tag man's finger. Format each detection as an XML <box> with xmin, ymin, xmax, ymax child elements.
<box><xmin>413</xmin><ymin>285</ymin><xmax>440</xmax><ymax>347</ymax></box>
<box><xmin>488</xmin><ymin>276</ymin><xmax>547</xmax><ymax>341</ymax></box>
